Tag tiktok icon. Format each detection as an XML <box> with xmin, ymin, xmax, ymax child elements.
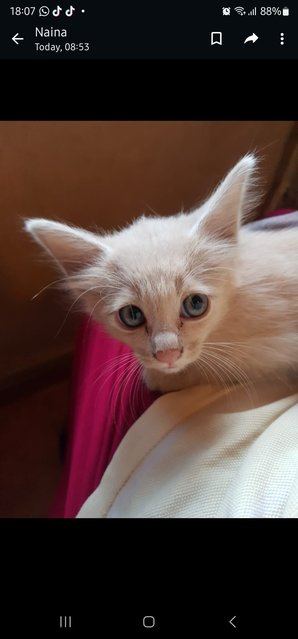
<box><xmin>52</xmin><ymin>5</ymin><xmax>62</xmax><ymax>16</ymax></box>
<box><xmin>52</xmin><ymin>5</ymin><xmax>76</xmax><ymax>17</ymax></box>
<box><xmin>65</xmin><ymin>5</ymin><xmax>75</xmax><ymax>16</ymax></box>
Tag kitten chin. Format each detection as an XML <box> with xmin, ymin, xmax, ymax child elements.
<box><xmin>143</xmin><ymin>365</ymin><xmax>208</xmax><ymax>393</ymax></box>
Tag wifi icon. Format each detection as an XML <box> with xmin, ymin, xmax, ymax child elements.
<box><xmin>234</xmin><ymin>6</ymin><xmax>246</xmax><ymax>14</ymax></box>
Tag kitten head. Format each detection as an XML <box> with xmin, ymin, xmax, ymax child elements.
<box><xmin>24</xmin><ymin>154</ymin><xmax>257</xmax><ymax>376</ymax></box>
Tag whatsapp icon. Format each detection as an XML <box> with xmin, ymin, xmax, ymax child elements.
<box><xmin>39</xmin><ymin>6</ymin><xmax>50</xmax><ymax>17</ymax></box>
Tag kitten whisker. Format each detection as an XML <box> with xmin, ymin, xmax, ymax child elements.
<box><xmin>121</xmin><ymin>360</ymin><xmax>142</xmax><ymax>428</ymax></box>
<box><xmin>30</xmin><ymin>274</ymin><xmax>91</xmax><ymax>300</ymax></box>
<box><xmin>110</xmin><ymin>358</ymin><xmax>140</xmax><ymax>429</ymax></box>
<box><xmin>91</xmin><ymin>353</ymin><xmax>136</xmax><ymax>391</ymax></box>
<box><xmin>201</xmin><ymin>348</ymin><xmax>256</xmax><ymax>409</ymax></box>
<box><xmin>95</xmin><ymin>356</ymin><xmax>137</xmax><ymax>428</ymax></box>
<box><xmin>130</xmin><ymin>365</ymin><xmax>142</xmax><ymax>424</ymax></box>
<box><xmin>196</xmin><ymin>354</ymin><xmax>232</xmax><ymax>397</ymax></box>
<box><xmin>53</xmin><ymin>286</ymin><xmax>103</xmax><ymax>338</ymax></box>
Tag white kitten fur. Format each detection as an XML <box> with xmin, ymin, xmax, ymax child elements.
<box><xmin>24</xmin><ymin>155</ymin><xmax>298</xmax><ymax>393</ymax></box>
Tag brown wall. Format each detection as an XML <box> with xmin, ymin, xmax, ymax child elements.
<box><xmin>0</xmin><ymin>121</ymin><xmax>295</xmax><ymax>383</ymax></box>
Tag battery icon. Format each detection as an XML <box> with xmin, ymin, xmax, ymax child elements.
<box><xmin>282</xmin><ymin>7</ymin><xmax>289</xmax><ymax>15</ymax></box>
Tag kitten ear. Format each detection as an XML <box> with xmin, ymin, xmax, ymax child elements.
<box><xmin>192</xmin><ymin>154</ymin><xmax>258</xmax><ymax>242</ymax></box>
<box><xmin>24</xmin><ymin>218</ymin><xmax>111</xmax><ymax>275</ymax></box>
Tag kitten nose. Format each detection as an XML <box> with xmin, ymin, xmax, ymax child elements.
<box><xmin>155</xmin><ymin>349</ymin><xmax>181</xmax><ymax>366</ymax></box>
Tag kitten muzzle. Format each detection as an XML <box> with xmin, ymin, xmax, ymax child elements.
<box><xmin>154</xmin><ymin>349</ymin><xmax>182</xmax><ymax>367</ymax></box>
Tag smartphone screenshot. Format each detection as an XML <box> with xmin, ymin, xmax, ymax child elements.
<box><xmin>0</xmin><ymin>2</ymin><xmax>297</xmax><ymax>635</ymax></box>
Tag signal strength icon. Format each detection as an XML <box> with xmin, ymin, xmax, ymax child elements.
<box><xmin>234</xmin><ymin>6</ymin><xmax>246</xmax><ymax>14</ymax></box>
<box><xmin>248</xmin><ymin>7</ymin><xmax>257</xmax><ymax>15</ymax></box>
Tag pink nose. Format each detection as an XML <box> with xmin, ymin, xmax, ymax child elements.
<box><xmin>155</xmin><ymin>349</ymin><xmax>181</xmax><ymax>366</ymax></box>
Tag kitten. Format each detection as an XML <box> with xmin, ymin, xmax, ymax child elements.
<box><xmin>24</xmin><ymin>155</ymin><xmax>298</xmax><ymax>394</ymax></box>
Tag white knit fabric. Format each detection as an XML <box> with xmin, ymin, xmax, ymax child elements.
<box><xmin>77</xmin><ymin>383</ymin><xmax>298</xmax><ymax>518</ymax></box>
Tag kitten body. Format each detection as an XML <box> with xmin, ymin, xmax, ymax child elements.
<box><xmin>25</xmin><ymin>155</ymin><xmax>298</xmax><ymax>393</ymax></box>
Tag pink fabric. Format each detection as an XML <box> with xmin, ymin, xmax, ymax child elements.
<box><xmin>49</xmin><ymin>316</ymin><xmax>160</xmax><ymax>517</ymax></box>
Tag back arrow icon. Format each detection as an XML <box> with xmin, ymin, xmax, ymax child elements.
<box><xmin>12</xmin><ymin>33</ymin><xmax>24</xmax><ymax>45</ymax></box>
<box><xmin>229</xmin><ymin>615</ymin><xmax>237</xmax><ymax>628</ymax></box>
<box><xmin>244</xmin><ymin>33</ymin><xmax>258</xmax><ymax>44</ymax></box>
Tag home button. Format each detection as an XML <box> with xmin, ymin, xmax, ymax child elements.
<box><xmin>143</xmin><ymin>616</ymin><xmax>156</xmax><ymax>629</ymax></box>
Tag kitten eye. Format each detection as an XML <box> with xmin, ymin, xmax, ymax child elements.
<box><xmin>181</xmin><ymin>293</ymin><xmax>208</xmax><ymax>318</ymax></box>
<box><xmin>118</xmin><ymin>305</ymin><xmax>145</xmax><ymax>328</ymax></box>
